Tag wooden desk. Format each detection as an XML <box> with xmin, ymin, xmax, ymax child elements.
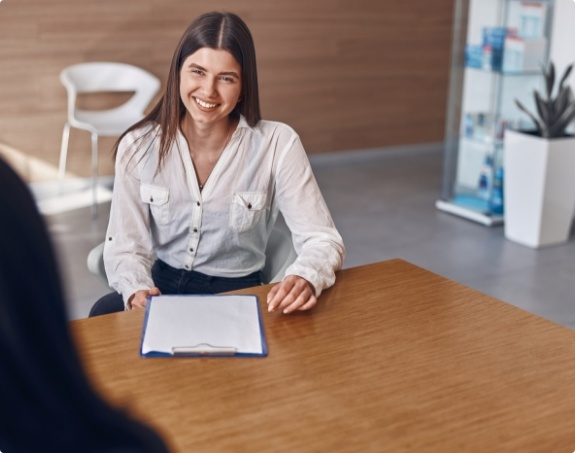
<box><xmin>72</xmin><ymin>259</ymin><xmax>575</xmax><ymax>452</ymax></box>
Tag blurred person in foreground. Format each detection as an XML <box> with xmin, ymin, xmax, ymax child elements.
<box><xmin>0</xmin><ymin>157</ymin><xmax>170</xmax><ymax>453</ymax></box>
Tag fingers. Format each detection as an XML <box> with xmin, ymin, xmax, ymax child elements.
<box><xmin>129</xmin><ymin>287</ymin><xmax>161</xmax><ymax>310</ymax></box>
<box><xmin>267</xmin><ymin>275</ymin><xmax>317</xmax><ymax>314</ymax></box>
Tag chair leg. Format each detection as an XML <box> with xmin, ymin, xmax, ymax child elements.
<box><xmin>91</xmin><ymin>132</ymin><xmax>99</xmax><ymax>217</ymax></box>
<box><xmin>58</xmin><ymin>123</ymin><xmax>71</xmax><ymax>192</ymax></box>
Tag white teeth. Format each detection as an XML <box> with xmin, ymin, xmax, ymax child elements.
<box><xmin>195</xmin><ymin>98</ymin><xmax>217</xmax><ymax>108</ymax></box>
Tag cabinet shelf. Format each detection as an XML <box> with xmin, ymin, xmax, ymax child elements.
<box><xmin>460</xmin><ymin>135</ymin><xmax>503</xmax><ymax>147</ymax></box>
<box><xmin>436</xmin><ymin>199</ymin><xmax>504</xmax><ymax>226</ymax></box>
<box><xmin>464</xmin><ymin>66</ymin><xmax>543</xmax><ymax>76</ymax></box>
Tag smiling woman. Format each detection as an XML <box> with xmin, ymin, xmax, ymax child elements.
<box><xmin>90</xmin><ymin>11</ymin><xmax>345</xmax><ymax>319</ymax></box>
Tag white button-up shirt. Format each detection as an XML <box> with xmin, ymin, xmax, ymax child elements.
<box><xmin>104</xmin><ymin>116</ymin><xmax>345</xmax><ymax>304</ymax></box>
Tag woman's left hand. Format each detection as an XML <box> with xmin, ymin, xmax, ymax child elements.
<box><xmin>267</xmin><ymin>275</ymin><xmax>317</xmax><ymax>314</ymax></box>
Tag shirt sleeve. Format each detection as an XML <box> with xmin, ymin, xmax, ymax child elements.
<box><xmin>103</xmin><ymin>132</ymin><xmax>156</xmax><ymax>307</ymax></box>
<box><xmin>273</xmin><ymin>132</ymin><xmax>345</xmax><ymax>296</ymax></box>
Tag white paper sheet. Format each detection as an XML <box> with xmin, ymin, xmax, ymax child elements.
<box><xmin>140</xmin><ymin>294</ymin><xmax>266</xmax><ymax>356</ymax></box>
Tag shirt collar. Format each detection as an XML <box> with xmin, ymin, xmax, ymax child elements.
<box><xmin>236</xmin><ymin>115</ymin><xmax>263</xmax><ymax>136</ymax></box>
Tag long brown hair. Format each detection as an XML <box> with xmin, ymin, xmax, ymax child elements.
<box><xmin>113</xmin><ymin>11</ymin><xmax>261</xmax><ymax>164</ymax></box>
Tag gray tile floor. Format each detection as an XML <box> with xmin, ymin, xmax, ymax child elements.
<box><xmin>44</xmin><ymin>144</ymin><xmax>575</xmax><ymax>329</ymax></box>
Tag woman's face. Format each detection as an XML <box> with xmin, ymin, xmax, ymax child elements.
<box><xmin>179</xmin><ymin>47</ymin><xmax>242</xmax><ymax>128</ymax></box>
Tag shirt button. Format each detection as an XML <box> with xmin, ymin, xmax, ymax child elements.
<box><xmin>247</xmin><ymin>203</ymin><xmax>252</xmax><ymax>209</ymax></box>
<box><xmin>197</xmin><ymin>201</ymin><xmax>200</xmax><ymax>206</ymax></box>
<box><xmin>185</xmin><ymin>265</ymin><xmax>190</xmax><ymax>270</ymax></box>
<box><xmin>189</xmin><ymin>247</ymin><xmax>194</xmax><ymax>252</ymax></box>
<box><xmin>193</xmin><ymin>228</ymin><xmax>198</xmax><ymax>233</ymax></box>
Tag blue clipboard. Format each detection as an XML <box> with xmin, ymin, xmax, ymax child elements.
<box><xmin>140</xmin><ymin>294</ymin><xmax>268</xmax><ymax>358</ymax></box>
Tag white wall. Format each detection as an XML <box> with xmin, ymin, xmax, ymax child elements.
<box><xmin>550</xmin><ymin>0</ymin><xmax>575</xmax><ymax>84</ymax></box>
<box><xmin>550</xmin><ymin>0</ymin><xmax>575</xmax><ymax>216</ymax></box>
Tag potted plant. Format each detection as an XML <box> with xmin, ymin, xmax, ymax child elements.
<box><xmin>503</xmin><ymin>61</ymin><xmax>575</xmax><ymax>248</ymax></box>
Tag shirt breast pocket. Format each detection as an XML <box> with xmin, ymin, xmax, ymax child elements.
<box><xmin>230</xmin><ymin>192</ymin><xmax>267</xmax><ymax>233</ymax></box>
<box><xmin>140</xmin><ymin>184</ymin><xmax>170</xmax><ymax>226</ymax></box>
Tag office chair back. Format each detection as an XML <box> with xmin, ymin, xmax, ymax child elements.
<box><xmin>61</xmin><ymin>62</ymin><xmax>161</xmax><ymax>135</ymax></box>
<box><xmin>260</xmin><ymin>218</ymin><xmax>298</xmax><ymax>283</ymax></box>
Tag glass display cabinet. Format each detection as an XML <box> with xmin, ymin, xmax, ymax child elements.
<box><xmin>436</xmin><ymin>0</ymin><xmax>554</xmax><ymax>226</ymax></box>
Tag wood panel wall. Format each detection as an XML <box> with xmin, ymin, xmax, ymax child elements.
<box><xmin>0</xmin><ymin>0</ymin><xmax>454</xmax><ymax>178</ymax></box>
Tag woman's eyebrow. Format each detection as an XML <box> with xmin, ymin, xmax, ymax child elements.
<box><xmin>187</xmin><ymin>62</ymin><xmax>239</xmax><ymax>78</ymax></box>
<box><xmin>219</xmin><ymin>70</ymin><xmax>240</xmax><ymax>78</ymax></box>
<box><xmin>187</xmin><ymin>62</ymin><xmax>206</xmax><ymax>71</ymax></box>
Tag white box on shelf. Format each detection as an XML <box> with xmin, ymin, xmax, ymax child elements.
<box><xmin>502</xmin><ymin>36</ymin><xmax>547</xmax><ymax>72</ymax></box>
<box><xmin>519</xmin><ymin>2</ymin><xmax>547</xmax><ymax>39</ymax></box>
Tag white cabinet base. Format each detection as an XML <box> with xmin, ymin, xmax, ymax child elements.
<box><xmin>436</xmin><ymin>199</ymin><xmax>504</xmax><ymax>226</ymax></box>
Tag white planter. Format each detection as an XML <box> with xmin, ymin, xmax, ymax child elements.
<box><xmin>503</xmin><ymin>129</ymin><xmax>575</xmax><ymax>248</ymax></box>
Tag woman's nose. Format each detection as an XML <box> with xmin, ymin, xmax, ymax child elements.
<box><xmin>200</xmin><ymin>76</ymin><xmax>217</xmax><ymax>97</ymax></box>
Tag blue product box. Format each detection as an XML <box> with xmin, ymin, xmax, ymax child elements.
<box><xmin>482</xmin><ymin>27</ymin><xmax>509</xmax><ymax>50</ymax></box>
<box><xmin>482</xmin><ymin>27</ymin><xmax>516</xmax><ymax>71</ymax></box>
<box><xmin>465</xmin><ymin>44</ymin><xmax>483</xmax><ymax>69</ymax></box>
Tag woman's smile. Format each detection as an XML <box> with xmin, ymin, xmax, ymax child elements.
<box><xmin>195</xmin><ymin>97</ymin><xmax>218</xmax><ymax>109</ymax></box>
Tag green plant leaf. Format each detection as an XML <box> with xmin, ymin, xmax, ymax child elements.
<box><xmin>543</xmin><ymin>62</ymin><xmax>555</xmax><ymax>100</ymax></box>
<box><xmin>553</xmin><ymin>86</ymin><xmax>572</xmax><ymax>121</ymax></box>
<box><xmin>548</xmin><ymin>102</ymin><xmax>575</xmax><ymax>137</ymax></box>
<box><xmin>558</xmin><ymin>63</ymin><xmax>573</xmax><ymax>91</ymax></box>
<box><xmin>534</xmin><ymin>90</ymin><xmax>550</xmax><ymax>125</ymax></box>
<box><xmin>514</xmin><ymin>61</ymin><xmax>575</xmax><ymax>137</ymax></box>
<box><xmin>515</xmin><ymin>99</ymin><xmax>543</xmax><ymax>135</ymax></box>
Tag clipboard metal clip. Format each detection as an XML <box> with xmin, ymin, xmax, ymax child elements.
<box><xmin>172</xmin><ymin>343</ymin><xmax>237</xmax><ymax>356</ymax></box>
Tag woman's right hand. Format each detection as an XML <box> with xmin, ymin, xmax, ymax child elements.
<box><xmin>128</xmin><ymin>287</ymin><xmax>161</xmax><ymax>309</ymax></box>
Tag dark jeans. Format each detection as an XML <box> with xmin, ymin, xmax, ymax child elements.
<box><xmin>89</xmin><ymin>260</ymin><xmax>262</xmax><ymax>317</ymax></box>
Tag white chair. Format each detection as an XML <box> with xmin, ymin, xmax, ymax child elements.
<box><xmin>261</xmin><ymin>217</ymin><xmax>298</xmax><ymax>284</ymax></box>
<box><xmin>87</xmin><ymin>218</ymin><xmax>298</xmax><ymax>287</ymax></box>
<box><xmin>58</xmin><ymin>62</ymin><xmax>161</xmax><ymax>210</ymax></box>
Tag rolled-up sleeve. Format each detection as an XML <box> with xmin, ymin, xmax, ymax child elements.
<box><xmin>103</xmin><ymin>134</ymin><xmax>156</xmax><ymax>307</ymax></box>
<box><xmin>274</xmin><ymin>133</ymin><xmax>345</xmax><ymax>296</ymax></box>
